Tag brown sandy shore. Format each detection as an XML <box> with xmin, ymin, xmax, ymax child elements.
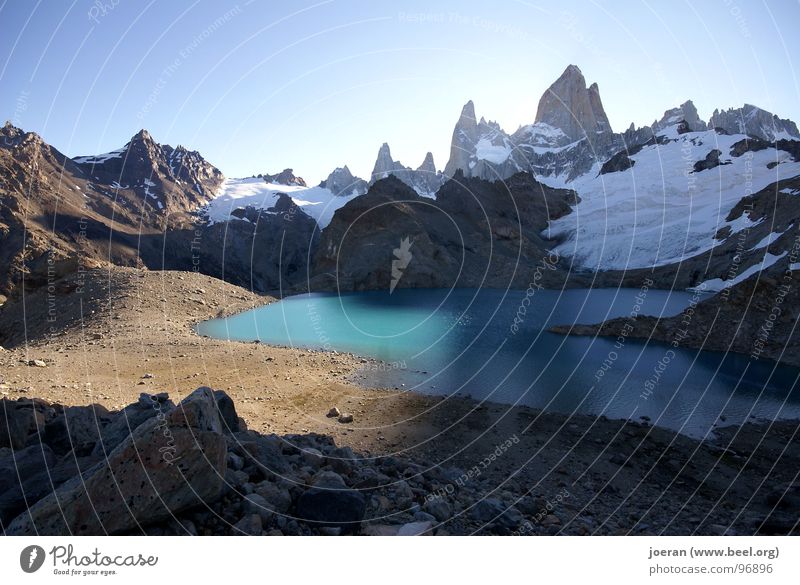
<box><xmin>1</xmin><ymin>267</ymin><xmax>798</xmax><ymax>535</ymax></box>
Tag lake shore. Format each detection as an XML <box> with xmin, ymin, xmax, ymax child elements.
<box><xmin>1</xmin><ymin>267</ymin><xmax>798</xmax><ymax>535</ymax></box>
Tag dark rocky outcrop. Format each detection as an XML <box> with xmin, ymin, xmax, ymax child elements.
<box><xmin>692</xmin><ymin>149</ymin><xmax>728</xmax><ymax>172</ymax></box>
<box><xmin>310</xmin><ymin>173</ymin><xmax>580</xmax><ymax>292</ymax></box>
<box><xmin>262</xmin><ymin>168</ymin><xmax>306</xmax><ymax>187</ymax></box>
<box><xmin>551</xmin><ymin>273</ymin><xmax>800</xmax><ymax>368</ymax></box>
<box><xmin>599</xmin><ymin>150</ymin><xmax>635</xmax><ymax>174</ymax></box>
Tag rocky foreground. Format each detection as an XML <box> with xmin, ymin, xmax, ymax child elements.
<box><xmin>2</xmin><ymin>387</ymin><xmax>799</xmax><ymax>536</ymax></box>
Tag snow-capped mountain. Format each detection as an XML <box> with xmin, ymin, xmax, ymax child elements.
<box><xmin>444</xmin><ymin>66</ymin><xmax>625</xmax><ymax>182</ymax></box>
<box><xmin>652</xmin><ymin>100</ymin><xmax>708</xmax><ymax>134</ymax></box>
<box><xmin>206</xmin><ymin>176</ymin><xmax>358</xmax><ymax>229</ymax></box>
<box><xmin>441</xmin><ymin>64</ymin><xmax>800</xmax><ymax>189</ymax></box>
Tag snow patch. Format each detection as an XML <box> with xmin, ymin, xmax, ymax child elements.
<box><xmin>73</xmin><ymin>148</ymin><xmax>125</xmax><ymax>165</ymax></box>
<box><xmin>474</xmin><ymin>138</ymin><xmax>512</xmax><ymax>165</ymax></box>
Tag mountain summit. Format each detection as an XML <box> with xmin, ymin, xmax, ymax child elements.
<box><xmin>534</xmin><ymin>64</ymin><xmax>611</xmax><ymax>141</ymax></box>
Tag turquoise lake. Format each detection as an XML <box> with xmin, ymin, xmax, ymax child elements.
<box><xmin>195</xmin><ymin>288</ymin><xmax>800</xmax><ymax>437</ymax></box>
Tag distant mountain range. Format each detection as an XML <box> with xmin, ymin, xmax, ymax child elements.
<box><xmin>2</xmin><ymin>63</ymin><xmax>800</xmax><ymax>366</ymax></box>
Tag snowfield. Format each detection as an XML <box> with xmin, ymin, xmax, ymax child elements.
<box><xmin>546</xmin><ymin>128</ymin><xmax>800</xmax><ymax>270</ymax></box>
<box><xmin>205</xmin><ymin>177</ymin><xmax>358</xmax><ymax>228</ymax></box>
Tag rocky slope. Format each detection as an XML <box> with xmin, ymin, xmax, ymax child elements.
<box><xmin>552</xmin><ymin>261</ymin><xmax>800</xmax><ymax>367</ymax></box>
<box><xmin>3</xmin><ymin>386</ymin><xmax>798</xmax><ymax>536</ymax></box>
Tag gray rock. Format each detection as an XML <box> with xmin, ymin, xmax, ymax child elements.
<box><xmin>0</xmin><ymin>399</ymin><xmax>35</xmax><ymax>449</ymax></box>
<box><xmin>423</xmin><ymin>497</ymin><xmax>452</xmax><ymax>522</ymax></box>
<box><xmin>7</xmin><ymin>387</ymin><xmax>227</xmax><ymax>535</ymax></box>
<box><xmin>301</xmin><ymin>447</ymin><xmax>324</xmax><ymax>468</ymax></box>
<box><xmin>470</xmin><ymin>498</ymin><xmax>523</xmax><ymax>530</ymax></box>
<box><xmin>243</xmin><ymin>493</ymin><xmax>274</xmax><ymax>523</ymax></box>
<box><xmin>326</xmin><ymin>446</ymin><xmax>356</xmax><ymax>475</ymax></box>
<box><xmin>233</xmin><ymin>513</ymin><xmax>262</xmax><ymax>535</ymax></box>
<box><xmin>45</xmin><ymin>404</ymin><xmax>111</xmax><ymax>455</ymax></box>
<box><xmin>397</xmin><ymin>521</ymin><xmax>432</xmax><ymax>536</ymax></box>
<box><xmin>254</xmin><ymin>480</ymin><xmax>292</xmax><ymax>513</ymax></box>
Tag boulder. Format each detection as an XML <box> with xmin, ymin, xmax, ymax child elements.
<box><xmin>233</xmin><ymin>513</ymin><xmax>262</xmax><ymax>535</ymax></box>
<box><xmin>213</xmin><ymin>390</ymin><xmax>240</xmax><ymax>434</ymax></box>
<box><xmin>423</xmin><ymin>497</ymin><xmax>452</xmax><ymax>522</ymax></box>
<box><xmin>92</xmin><ymin>394</ymin><xmax>172</xmax><ymax>456</ymax></box>
<box><xmin>470</xmin><ymin>498</ymin><xmax>523</xmax><ymax>530</ymax></box>
<box><xmin>6</xmin><ymin>387</ymin><xmax>227</xmax><ymax>535</ymax></box>
<box><xmin>294</xmin><ymin>470</ymin><xmax>366</xmax><ymax>532</ymax></box>
<box><xmin>397</xmin><ymin>520</ymin><xmax>433</xmax><ymax>536</ymax></box>
<box><xmin>253</xmin><ymin>480</ymin><xmax>292</xmax><ymax>513</ymax></box>
<box><xmin>237</xmin><ymin>434</ymin><xmax>290</xmax><ymax>478</ymax></box>
<box><xmin>242</xmin><ymin>493</ymin><xmax>274</xmax><ymax>524</ymax></box>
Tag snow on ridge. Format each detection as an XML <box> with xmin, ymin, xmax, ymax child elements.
<box><xmin>546</xmin><ymin>129</ymin><xmax>800</xmax><ymax>271</ymax></box>
<box><xmin>204</xmin><ymin>177</ymin><xmax>358</xmax><ymax>228</ymax></box>
<box><xmin>73</xmin><ymin>148</ymin><xmax>125</xmax><ymax>165</ymax></box>
<box><xmin>691</xmin><ymin>252</ymin><xmax>788</xmax><ymax>292</ymax></box>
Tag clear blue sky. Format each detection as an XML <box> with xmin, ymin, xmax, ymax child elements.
<box><xmin>2</xmin><ymin>0</ymin><xmax>799</xmax><ymax>183</ymax></box>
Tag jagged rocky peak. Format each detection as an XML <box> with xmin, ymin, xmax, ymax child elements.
<box><xmin>370</xmin><ymin>143</ymin><xmax>396</xmax><ymax>180</ymax></box>
<box><xmin>0</xmin><ymin>122</ymin><xmax>51</xmax><ymax>154</ymax></box>
<box><xmin>322</xmin><ymin>165</ymin><xmax>368</xmax><ymax>197</ymax></box>
<box><xmin>263</xmin><ymin>168</ymin><xmax>306</xmax><ymax>187</ymax></box>
<box><xmin>71</xmin><ymin>129</ymin><xmax>223</xmax><ymax>214</ymax></box>
<box><xmin>444</xmin><ymin>100</ymin><xmax>480</xmax><ymax>177</ymax></box>
<box><xmin>535</xmin><ymin>64</ymin><xmax>611</xmax><ymax>142</ymax></box>
<box><xmin>417</xmin><ymin>152</ymin><xmax>436</xmax><ymax>174</ymax></box>
<box><xmin>369</xmin><ymin>142</ymin><xmax>444</xmax><ymax>195</ymax></box>
<box><xmin>709</xmin><ymin>104</ymin><xmax>800</xmax><ymax>142</ymax></box>
<box><xmin>653</xmin><ymin>100</ymin><xmax>707</xmax><ymax>133</ymax></box>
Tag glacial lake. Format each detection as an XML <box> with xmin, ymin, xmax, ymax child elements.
<box><xmin>196</xmin><ymin>288</ymin><xmax>800</xmax><ymax>437</ymax></box>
